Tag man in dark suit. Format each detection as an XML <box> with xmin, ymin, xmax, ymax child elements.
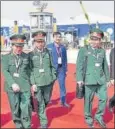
<box><xmin>47</xmin><ymin>32</ymin><xmax>69</xmax><ymax>107</ymax></box>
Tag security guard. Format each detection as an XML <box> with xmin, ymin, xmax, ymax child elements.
<box><xmin>76</xmin><ymin>28</ymin><xmax>110</xmax><ymax>128</ymax></box>
<box><xmin>1</xmin><ymin>34</ymin><xmax>32</xmax><ymax>128</ymax></box>
<box><xmin>29</xmin><ymin>31</ymin><xmax>57</xmax><ymax>128</ymax></box>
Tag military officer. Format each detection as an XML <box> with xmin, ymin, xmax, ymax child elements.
<box><xmin>110</xmin><ymin>47</ymin><xmax>114</xmax><ymax>83</ymax></box>
<box><xmin>76</xmin><ymin>28</ymin><xmax>110</xmax><ymax>128</ymax></box>
<box><xmin>109</xmin><ymin>47</ymin><xmax>115</xmax><ymax>112</ymax></box>
<box><xmin>29</xmin><ymin>31</ymin><xmax>57</xmax><ymax>128</ymax></box>
<box><xmin>1</xmin><ymin>34</ymin><xmax>32</xmax><ymax>128</ymax></box>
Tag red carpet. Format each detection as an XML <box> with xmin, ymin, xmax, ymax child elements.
<box><xmin>1</xmin><ymin>64</ymin><xmax>114</xmax><ymax>128</ymax></box>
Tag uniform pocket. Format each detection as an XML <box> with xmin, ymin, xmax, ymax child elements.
<box><xmin>33</xmin><ymin>69</ymin><xmax>40</xmax><ymax>78</ymax></box>
<box><xmin>98</xmin><ymin>54</ymin><xmax>104</xmax><ymax>63</ymax></box>
<box><xmin>32</xmin><ymin>56</ymin><xmax>39</xmax><ymax>67</ymax></box>
<box><xmin>8</xmin><ymin>60</ymin><xmax>15</xmax><ymax>66</ymax></box>
<box><xmin>23</xmin><ymin>59</ymin><xmax>29</xmax><ymax>65</ymax></box>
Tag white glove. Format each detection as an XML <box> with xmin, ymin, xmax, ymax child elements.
<box><xmin>32</xmin><ymin>85</ymin><xmax>37</xmax><ymax>92</ymax></box>
<box><xmin>77</xmin><ymin>81</ymin><xmax>84</xmax><ymax>86</ymax></box>
<box><xmin>12</xmin><ymin>83</ymin><xmax>20</xmax><ymax>92</ymax></box>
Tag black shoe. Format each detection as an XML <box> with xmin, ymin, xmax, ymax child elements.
<box><xmin>85</xmin><ymin>118</ymin><xmax>94</xmax><ymax>128</ymax></box>
<box><xmin>61</xmin><ymin>102</ymin><xmax>70</xmax><ymax>108</ymax></box>
<box><xmin>87</xmin><ymin>123</ymin><xmax>94</xmax><ymax>128</ymax></box>
<box><xmin>95</xmin><ymin>118</ymin><xmax>106</xmax><ymax>128</ymax></box>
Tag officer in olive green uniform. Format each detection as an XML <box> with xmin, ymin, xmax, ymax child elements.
<box><xmin>29</xmin><ymin>31</ymin><xmax>57</xmax><ymax>128</ymax></box>
<box><xmin>76</xmin><ymin>28</ymin><xmax>110</xmax><ymax>128</ymax></box>
<box><xmin>1</xmin><ymin>34</ymin><xmax>32</xmax><ymax>128</ymax></box>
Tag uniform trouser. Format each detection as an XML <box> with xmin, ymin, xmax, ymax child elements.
<box><xmin>57</xmin><ymin>68</ymin><xmax>66</xmax><ymax>103</ymax></box>
<box><xmin>84</xmin><ymin>84</ymin><xmax>107</xmax><ymax>124</ymax></box>
<box><xmin>34</xmin><ymin>84</ymin><xmax>53</xmax><ymax>126</ymax></box>
<box><xmin>7</xmin><ymin>91</ymin><xmax>32</xmax><ymax>128</ymax></box>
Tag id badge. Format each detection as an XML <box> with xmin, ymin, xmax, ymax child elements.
<box><xmin>39</xmin><ymin>69</ymin><xmax>45</xmax><ymax>73</ymax></box>
<box><xmin>58</xmin><ymin>57</ymin><xmax>62</xmax><ymax>64</ymax></box>
<box><xmin>95</xmin><ymin>63</ymin><xmax>100</xmax><ymax>67</ymax></box>
<box><xmin>88</xmin><ymin>52</ymin><xmax>91</xmax><ymax>55</ymax></box>
<box><xmin>13</xmin><ymin>73</ymin><xmax>19</xmax><ymax>77</ymax></box>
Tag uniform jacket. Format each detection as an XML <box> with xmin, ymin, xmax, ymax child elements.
<box><xmin>29</xmin><ymin>48</ymin><xmax>57</xmax><ymax>87</ymax></box>
<box><xmin>1</xmin><ymin>52</ymin><xmax>31</xmax><ymax>92</ymax></box>
<box><xmin>47</xmin><ymin>43</ymin><xmax>67</xmax><ymax>73</ymax></box>
<box><xmin>76</xmin><ymin>45</ymin><xmax>110</xmax><ymax>85</ymax></box>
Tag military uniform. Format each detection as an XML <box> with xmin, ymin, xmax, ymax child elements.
<box><xmin>76</xmin><ymin>28</ymin><xmax>110</xmax><ymax>128</ymax></box>
<box><xmin>1</xmin><ymin>34</ymin><xmax>32</xmax><ymax>128</ymax></box>
<box><xmin>29</xmin><ymin>31</ymin><xmax>57</xmax><ymax>128</ymax></box>
<box><xmin>109</xmin><ymin>47</ymin><xmax>115</xmax><ymax>111</ymax></box>
<box><xmin>110</xmin><ymin>47</ymin><xmax>114</xmax><ymax>80</ymax></box>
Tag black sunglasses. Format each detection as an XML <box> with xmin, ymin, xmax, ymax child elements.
<box><xmin>90</xmin><ymin>36</ymin><xmax>101</xmax><ymax>41</ymax></box>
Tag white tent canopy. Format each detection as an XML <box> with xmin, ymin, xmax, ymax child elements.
<box><xmin>57</xmin><ymin>12</ymin><xmax>114</xmax><ymax>25</ymax></box>
<box><xmin>1</xmin><ymin>12</ymin><xmax>114</xmax><ymax>27</ymax></box>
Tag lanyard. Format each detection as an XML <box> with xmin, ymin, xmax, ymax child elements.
<box><xmin>90</xmin><ymin>48</ymin><xmax>99</xmax><ymax>60</ymax></box>
<box><xmin>39</xmin><ymin>52</ymin><xmax>43</xmax><ymax>68</ymax></box>
<box><xmin>15</xmin><ymin>55</ymin><xmax>20</xmax><ymax>73</ymax></box>
<box><xmin>93</xmin><ymin>49</ymin><xmax>99</xmax><ymax>60</ymax></box>
<box><xmin>54</xmin><ymin>43</ymin><xmax>62</xmax><ymax>57</ymax></box>
<box><xmin>56</xmin><ymin>47</ymin><xmax>62</xmax><ymax>57</ymax></box>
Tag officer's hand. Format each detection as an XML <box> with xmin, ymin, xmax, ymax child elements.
<box><xmin>110</xmin><ymin>79</ymin><xmax>114</xmax><ymax>86</ymax></box>
<box><xmin>77</xmin><ymin>81</ymin><xmax>84</xmax><ymax>86</ymax></box>
<box><xmin>54</xmin><ymin>72</ymin><xmax>57</xmax><ymax>78</ymax></box>
<box><xmin>12</xmin><ymin>83</ymin><xmax>20</xmax><ymax>92</ymax></box>
<box><xmin>32</xmin><ymin>85</ymin><xmax>37</xmax><ymax>92</ymax></box>
<box><xmin>65</xmin><ymin>72</ymin><xmax>68</xmax><ymax>77</ymax></box>
<box><xmin>107</xmin><ymin>81</ymin><xmax>112</xmax><ymax>88</ymax></box>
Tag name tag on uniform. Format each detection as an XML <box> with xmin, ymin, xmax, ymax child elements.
<box><xmin>58</xmin><ymin>57</ymin><xmax>62</xmax><ymax>64</ymax></box>
<box><xmin>95</xmin><ymin>63</ymin><xmax>100</xmax><ymax>67</ymax></box>
<box><xmin>88</xmin><ymin>52</ymin><xmax>91</xmax><ymax>54</ymax></box>
<box><xmin>39</xmin><ymin>69</ymin><xmax>45</xmax><ymax>73</ymax></box>
<box><xmin>13</xmin><ymin>73</ymin><xmax>20</xmax><ymax>77</ymax></box>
